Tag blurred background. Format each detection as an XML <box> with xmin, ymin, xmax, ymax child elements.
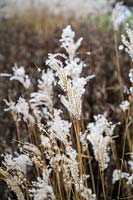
<box><xmin>0</xmin><ymin>0</ymin><xmax>132</xmax><ymax>152</ymax></box>
<box><xmin>0</xmin><ymin>1</ymin><xmax>133</xmax><ymax>199</ymax></box>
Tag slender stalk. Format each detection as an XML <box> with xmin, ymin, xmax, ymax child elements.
<box><xmin>117</xmin><ymin>105</ymin><xmax>131</xmax><ymax>199</ymax></box>
<box><xmin>25</xmin><ymin>182</ymin><xmax>32</xmax><ymax>200</ymax></box>
<box><xmin>87</xmin><ymin>149</ymin><xmax>97</xmax><ymax>196</ymax></box>
<box><xmin>114</xmin><ymin>32</ymin><xmax>124</xmax><ymax>101</ymax></box>
<box><xmin>73</xmin><ymin>119</ymin><xmax>83</xmax><ymax>177</ymax></box>
<box><xmin>81</xmin><ymin>117</ymin><xmax>97</xmax><ymax>197</ymax></box>
<box><xmin>96</xmin><ymin>169</ymin><xmax>100</xmax><ymax>199</ymax></box>
<box><xmin>110</xmin><ymin>139</ymin><xmax>119</xmax><ymax>168</ymax></box>
<box><xmin>99</xmin><ymin>169</ymin><xmax>106</xmax><ymax>200</ymax></box>
<box><xmin>56</xmin><ymin>172</ymin><xmax>63</xmax><ymax>200</ymax></box>
<box><xmin>15</xmin><ymin>119</ymin><xmax>21</xmax><ymax>141</ymax></box>
<box><xmin>114</xmin><ymin>31</ymin><xmax>132</xmax><ymax>153</ymax></box>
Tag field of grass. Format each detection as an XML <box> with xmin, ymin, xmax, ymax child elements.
<box><xmin>0</xmin><ymin>2</ymin><xmax>132</xmax><ymax>200</ymax></box>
